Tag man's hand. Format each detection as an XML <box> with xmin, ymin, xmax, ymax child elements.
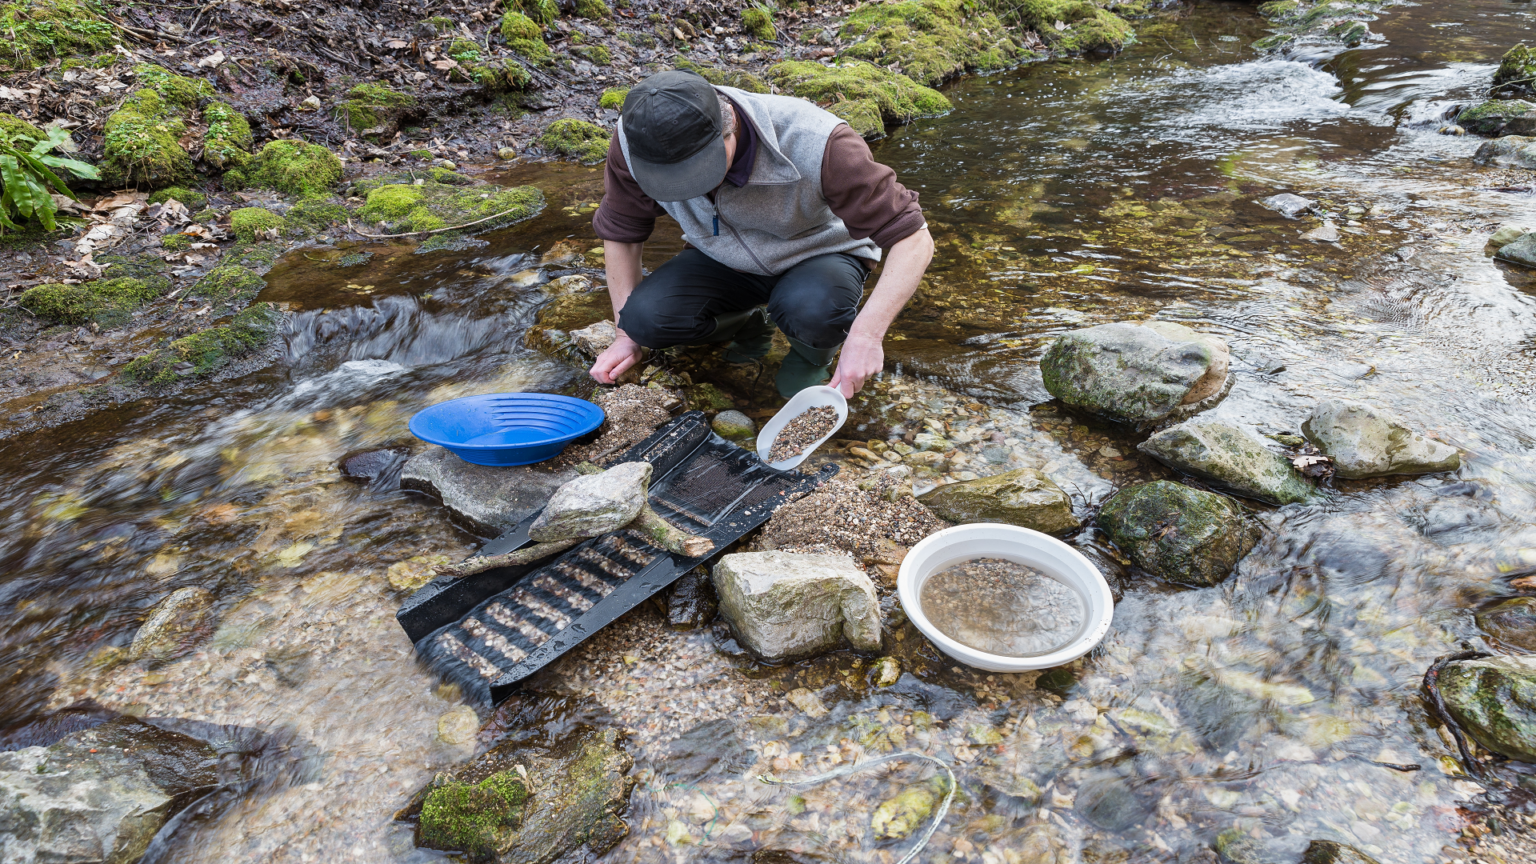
<box><xmin>828</xmin><ymin>333</ymin><xmax>882</xmax><ymax>398</ymax></box>
<box><xmin>590</xmin><ymin>332</ymin><xmax>644</xmax><ymax>384</ymax></box>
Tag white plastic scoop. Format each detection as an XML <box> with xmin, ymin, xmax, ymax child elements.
<box><xmin>755</xmin><ymin>385</ymin><xmax>848</xmax><ymax>470</ymax></box>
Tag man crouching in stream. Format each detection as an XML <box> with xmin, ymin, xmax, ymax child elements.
<box><xmin>587</xmin><ymin>70</ymin><xmax>935</xmax><ymax>399</ymax></box>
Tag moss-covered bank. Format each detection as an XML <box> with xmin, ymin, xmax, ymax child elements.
<box><xmin>768</xmin><ymin>61</ymin><xmax>951</xmax><ymax>139</ymax></box>
<box><xmin>356</xmin><ymin>176</ymin><xmax>545</xmax><ymax>235</ymax></box>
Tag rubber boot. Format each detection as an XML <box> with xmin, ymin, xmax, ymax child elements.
<box><xmin>776</xmin><ymin>336</ymin><xmax>840</xmax><ymax>398</ymax></box>
<box><xmin>719</xmin><ymin>306</ymin><xmax>776</xmax><ymax>363</ymax></box>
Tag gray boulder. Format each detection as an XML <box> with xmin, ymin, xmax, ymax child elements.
<box><xmin>710</xmin><ymin>409</ymin><xmax>755</xmax><ymax>440</ymax></box>
<box><xmin>1301</xmin><ymin>399</ymin><xmax>1460</xmax><ymax>479</ymax></box>
<box><xmin>129</xmin><ymin>586</ymin><xmax>213</xmax><ymax>662</ymax></box>
<box><xmin>0</xmin><ymin>717</ymin><xmax>218</xmax><ymax>864</ymax></box>
<box><xmin>1040</xmin><ymin>322</ymin><xmax>1230</xmax><ymax>427</ymax></box>
<box><xmin>1259</xmin><ymin>193</ymin><xmax>1315</xmax><ymax>218</ymax></box>
<box><xmin>1097</xmin><ymin>481</ymin><xmax>1258</xmax><ymax>587</ymax></box>
<box><xmin>1490</xmin><ymin>224</ymin><xmax>1532</xmax><ymax>248</ymax></box>
<box><xmin>1473</xmin><ymin>135</ymin><xmax>1536</xmax><ymax>169</ymax></box>
<box><xmin>917</xmin><ymin>467</ymin><xmax>1080</xmax><ymax>534</ymax></box>
<box><xmin>1497</xmin><ymin>233</ymin><xmax>1536</xmax><ymax>269</ymax></box>
<box><xmin>401</xmin><ymin>445</ymin><xmax>578</xmax><ymax>535</ymax></box>
<box><xmin>1436</xmin><ymin>655</ymin><xmax>1536</xmax><ymax>763</ymax></box>
<box><xmin>712</xmin><ymin>551</ymin><xmax>881</xmax><ymax>662</ymax></box>
<box><xmin>528</xmin><ymin>462</ymin><xmax>650</xmax><ymax>542</ymax></box>
<box><xmin>1139</xmin><ymin>420</ymin><xmax>1315</xmax><ymax>505</ymax></box>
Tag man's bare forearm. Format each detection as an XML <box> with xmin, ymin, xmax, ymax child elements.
<box><xmin>849</xmin><ymin>228</ymin><xmax>934</xmax><ymax>343</ymax></box>
<box><xmin>603</xmin><ymin>240</ymin><xmax>644</xmax><ymax>326</ymax></box>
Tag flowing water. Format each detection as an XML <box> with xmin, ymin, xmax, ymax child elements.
<box><xmin>3</xmin><ymin>0</ymin><xmax>1536</xmax><ymax>861</ymax></box>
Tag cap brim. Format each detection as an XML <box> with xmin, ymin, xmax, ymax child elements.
<box><xmin>627</xmin><ymin>132</ymin><xmax>728</xmax><ymax>202</ymax></box>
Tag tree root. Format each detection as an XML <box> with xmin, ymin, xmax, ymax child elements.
<box><xmin>433</xmin><ymin>538</ymin><xmax>581</xmax><ymax>579</ymax></box>
<box><xmin>1423</xmin><ymin>649</ymin><xmax>1492</xmax><ymax>778</ymax></box>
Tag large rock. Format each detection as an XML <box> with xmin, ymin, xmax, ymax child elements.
<box><xmin>1473</xmin><ymin>135</ymin><xmax>1536</xmax><ymax>169</ymax></box>
<box><xmin>401</xmin><ymin>445</ymin><xmax>577</xmax><ymax>535</ymax></box>
<box><xmin>129</xmin><ymin>586</ymin><xmax>213</xmax><ymax>662</ymax></box>
<box><xmin>1139</xmin><ymin>420</ymin><xmax>1316</xmax><ymax>506</ymax></box>
<box><xmin>712</xmin><ymin>551</ymin><xmax>881</xmax><ymax>662</ymax></box>
<box><xmin>1497</xmin><ymin>233</ymin><xmax>1536</xmax><ymax>269</ymax></box>
<box><xmin>1477</xmin><ymin>598</ymin><xmax>1536</xmax><ymax>651</ymax></box>
<box><xmin>1493</xmin><ymin>43</ymin><xmax>1536</xmax><ymax>98</ymax></box>
<box><xmin>1490</xmin><ymin>223</ymin><xmax>1532</xmax><ymax>248</ymax></box>
<box><xmin>1458</xmin><ymin>99</ymin><xmax>1536</xmax><ymax>136</ymax></box>
<box><xmin>917</xmin><ymin>467</ymin><xmax>1080</xmax><ymax>534</ymax></box>
<box><xmin>0</xmin><ymin>717</ymin><xmax>218</xmax><ymax>864</ymax></box>
<box><xmin>409</xmin><ymin>725</ymin><xmax>635</xmax><ymax>864</ymax></box>
<box><xmin>1097</xmin><ymin>481</ymin><xmax>1258</xmax><ymax>587</ymax></box>
<box><xmin>1437</xmin><ymin>655</ymin><xmax>1536</xmax><ymax>763</ymax></box>
<box><xmin>1301</xmin><ymin>399</ymin><xmax>1460</xmax><ymax>479</ymax></box>
<box><xmin>1040</xmin><ymin>322</ymin><xmax>1230</xmax><ymax>427</ymax></box>
<box><xmin>528</xmin><ymin>462</ymin><xmax>650</xmax><ymax>542</ymax></box>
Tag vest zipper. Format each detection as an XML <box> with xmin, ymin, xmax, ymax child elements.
<box><xmin>715</xmin><ymin>193</ymin><xmax>771</xmax><ymax>274</ymax></box>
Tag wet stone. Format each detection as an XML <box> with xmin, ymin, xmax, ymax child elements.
<box><xmin>711</xmin><ymin>409</ymin><xmax>755</xmax><ymax>440</ymax></box>
<box><xmin>1301</xmin><ymin>398</ymin><xmax>1460</xmax><ymax>479</ymax></box>
<box><xmin>1260</xmin><ymin>192</ymin><xmax>1316</xmax><ymax>218</ymax></box>
<box><xmin>1098</xmin><ymin>481</ymin><xmax>1259</xmax><ymax>587</ymax></box>
<box><xmin>665</xmin><ymin>567</ymin><xmax>718</xmax><ymax>630</ymax></box>
<box><xmin>1497</xmin><ymin>233</ymin><xmax>1536</xmax><ymax>269</ymax></box>
<box><xmin>1437</xmin><ymin>655</ymin><xmax>1536</xmax><ymax>763</ymax></box>
<box><xmin>338</xmin><ymin>446</ymin><xmax>410</xmax><ymax>490</ymax></box>
<box><xmin>917</xmin><ymin>467</ymin><xmax>1080</xmax><ymax>535</ymax></box>
<box><xmin>401</xmin><ymin>445</ymin><xmax>578</xmax><ymax>536</ymax></box>
<box><xmin>870</xmin><ymin>781</ymin><xmax>942</xmax><ymax>840</ymax></box>
<box><xmin>713</xmin><ymin>551</ymin><xmax>882</xmax><ymax>662</ymax></box>
<box><xmin>1473</xmin><ymin>135</ymin><xmax>1536</xmax><ymax>169</ymax></box>
<box><xmin>1490</xmin><ymin>223</ymin><xmax>1533</xmax><ymax>248</ymax></box>
<box><xmin>1139</xmin><ymin>419</ymin><xmax>1316</xmax><ymax>505</ymax></box>
<box><xmin>528</xmin><ymin>461</ymin><xmax>651</xmax><ymax>542</ymax></box>
<box><xmin>1040</xmin><ymin>321</ymin><xmax>1230</xmax><ymax>427</ymax></box>
<box><xmin>437</xmin><ymin>705</ymin><xmax>480</xmax><ymax>745</ymax></box>
<box><xmin>1074</xmin><ymin>773</ymin><xmax>1153</xmax><ymax>832</ymax></box>
<box><xmin>129</xmin><ymin>586</ymin><xmax>214</xmax><ymax>663</ymax></box>
<box><xmin>786</xmin><ymin>687</ymin><xmax>829</xmax><ymax>718</ymax></box>
<box><xmin>1477</xmin><ymin>598</ymin><xmax>1536</xmax><ymax>651</ymax></box>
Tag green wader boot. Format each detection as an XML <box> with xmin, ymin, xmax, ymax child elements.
<box><xmin>710</xmin><ymin>306</ymin><xmax>776</xmax><ymax>362</ymax></box>
<box><xmin>776</xmin><ymin>336</ymin><xmax>840</xmax><ymax>398</ymax></box>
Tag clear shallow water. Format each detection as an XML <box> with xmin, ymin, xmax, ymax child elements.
<box><xmin>3</xmin><ymin>0</ymin><xmax>1536</xmax><ymax>861</ymax></box>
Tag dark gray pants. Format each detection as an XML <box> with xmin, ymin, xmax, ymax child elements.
<box><xmin>616</xmin><ymin>249</ymin><xmax>868</xmax><ymax>351</ymax></box>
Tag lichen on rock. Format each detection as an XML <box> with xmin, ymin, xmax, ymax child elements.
<box><xmin>767</xmin><ymin>60</ymin><xmax>951</xmax><ymax>139</ymax></box>
<box><xmin>1436</xmin><ymin>654</ymin><xmax>1536</xmax><ymax>763</ymax></box>
<box><xmin>1300</xmin><ymin>398</ymin><xmax>1460</xmax><ymax>479</ymax></box>
<box><xmin>1040</xmin><ymin>321</ymin><xmax>1230</xmax><ymax>428</ymax></box>
<box><xmin>1139</xmin><ymin>419</ymin><xmax>1317</xmax><ymax>506</ymax></box>
<box><xmin>539</xmin><ymin>118</ymin><xmax>609</xmax><ymax>164</ymax></box>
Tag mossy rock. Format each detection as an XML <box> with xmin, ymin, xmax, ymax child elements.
<box><xmin>1437</xmin><ymin>655</ymin><xmax>1536</xmax><ymax>763</ymax></box>
<box><xmin>673</xmin><ymin>59</ymin><xmax>770</xmax><ymax>93</ymax></box>
<box><xmin>573</xmin><ymin>0</ymin><xmax>610</xmax><ymax>19</ymax></box>
<box><xmin>767</xmin><ymin>61</ymin><xmax>950</xmax><ymax>140</ymax></box>
<box><xmin>469</xmin><ymin>57</ymin><xmax>534</xmax><ymax>92</ymax></box>
<box><xmin>1098</xmin><ymin>481</ymin><xmax>1258</xmax><ymax>587</ymax></box>
<box><xmin>1300</xmin><ymin>840</ymin><xmax>1381</xmax><ymax>864</ymax></box>
<box><xmin>508</xmin><ymin>0</ymin><xmax>557</xmax><ymax>27</ymax></box>
<box><xmin>123</xmin><ymin>303</ymin><xmax>280</xmax><ymax>385</ymax></box>
<box><xmin>1251</xmin><ymin>32</ymin><xmax>1296</xmax><ymax>51</ymax></box>
<box><xmin>742</xmin><ymin>5</ymin><xmax>775</xmax><ymax>41</ymax></box>
<box><xmin>192</xmin><ymin>262</ymin><xmax>266</xmax><ymax>309</ymax></box>
<box><xmin>502</xmin><ymin>10</ymin><xmax>553</xmax><ymax>63</ymax></box>
<box><xmin>539</xmin><ymin>118</ymin><xmax>608</xmax><ymax>164</ymax></box>
<box><xmin>19</xmin><ymin>276</ymin><xmax>168</xmax><ymax>326</ymax></box>
<box><xmin>1003</xmin><ymin>0</ymin><xmax>1133</xmax><ymax>54</ymax></box>
<box><xmin>1458</xmin><ymin>99</ymin><xmax>1536</xmax><ymax>136</ymax></box>
<box><xmin>1494</xmin><ymin>43</ymin><xmax>1536</xmax><ymax>98</ymax></box>
<box><xmin>134</xmin><ymin>64</ymin><xmax>215</xmax><ymax>110</ymax></box>
<box><xmin>422</xmin><ymin>15</ymin><xmax>456</xmax><ymax>34</ymax></box>
<box><xmin>918</xmin><ymin>467</ymin><xmax>1079</xmax><ymax>534</ymax></box>
<box><xmin>230</xmin><ymin>207</ymin><xmax>285</xmax><ymax>242</ymax></box>
<box><xmin>838</xmin><ymin>0</ymin><xmax>1024</xmax><ymax>88</ymax></box>
<box><xmin>284</xmin><ymin>197</ymin><xmax>348</xmax><ymax>235</ymax></box>
<box><xmin>338</xmin><ymin>83</ymin><xmax>418</xmax><ymax>137</ymax></box>
<box><xmin>0</xmin><ymin>0</ymin><xmax>114</xmax><ymax>70</ymax></box>
<box><xmin>148</xmin><ymin>186</ymin><xmax>207</xmax><ymax>210</ymax></box>
<box><xmin>197</xmin><ymin>101</ymin><xmax>250</xmax><ymax>170</ymax></box>
<box><xmin>572</xmin><ymin>43</ymin><xmax>611</xmax><ymax>65</ymax></box>
<box><xmin>419</xmin><ymin>773</ymin><xmax>530</xmax><ymax>859</ymax></box>
<box><xmin>224</xmin><ymin>139</ymin><xmax>343</xmax><ymax>198</ymax></box>
<box><xmin>599</xmin><ymin>86</ymin><xmax>629</xmax><ymax>110</ymax></box>
<box><xmin>357</xmin><ymin>180</ymin><xmax>545</xmax><ymax>235</ymax></box>
<box><xmin>102</xmin><ymin>89</ymin><xmax>193</xmax><ymax>189</ymax></box>
<box><xmin>0</xmin><ymin>112</ymin><xmax>45</xmax><ymax>146</ymax></box>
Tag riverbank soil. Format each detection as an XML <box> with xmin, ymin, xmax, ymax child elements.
<box><xmin>5</xmin><ymin>0</ymin><xmax>1536</xmax><ymax>862</ymax></box>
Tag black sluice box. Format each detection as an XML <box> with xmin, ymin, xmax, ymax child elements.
<box><xmin>397</xmin><ymin>410</ymin><xmax>836</xmax><ymax>705</ymax></box>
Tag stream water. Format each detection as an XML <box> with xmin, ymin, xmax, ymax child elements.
<box><xmin>3</xmin><ymin>0</ymin><xmax>1536</xmax><ymax>861</ymax></box>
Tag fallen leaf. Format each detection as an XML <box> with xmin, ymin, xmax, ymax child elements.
<box><xmin>430</xmin><ymin>59</ymin><xmax>458</xmax><ymax>70</ymax></box>
<box><xmin>1054</xmin><ymin>19</ymin><xmax>1068</xmax><ymax>30</ymax></box>
<box><xmin>196</xmin><ymin>50</ymin><xmax>225</xmax><ymax>68</ymax></box>
<box><xmin>385</xmin><ymin>39</ymin><xmax>409</xmax><ymax>48</ymax></box>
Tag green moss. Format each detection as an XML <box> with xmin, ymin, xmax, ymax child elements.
<box><xmin>839</xmin><ymin>0</ymin><xmax>1024</xmax><ymax>87</ymax></box>
<box><xmin>223</xmin><ymin>139</ymin><xmax>342</xmax><ymax>198</ymax></box>
<box><xmin>999</xmin><ymin>0</ymin><xmax>1133</xmax><ymax>54</ymax></box>
<box><xmin>422</xmin><ymin>15</ymin><xmax>456</xmax><ymax>34</ymax></box>
<box><xmin>572</xmin><ymin>43</ymin><xmax>611</xmax><ymax>65</ymax></box>
<box><xmin>409</xmin><ymin>148</ymin><xmax>433</xmax><ymax>160</ymax></box>
<box><xmin>1251</xmin><ymin>32</ymin><xmax>1295</xmax><ymax>51</ymax></box>
<box><xmin>448</xmin><ymin>37</ymin><xmax>482</xmax><ymax>63</ymax></box>
<box><xmin>1494</xmin><ymin>43</ymin><xmax>1536</xmax><ymax>97</ymax></box>
<box><xmin>0</xmin><ymin>112</ymin><xmax>45</xmax><ymax>146</ymax></box>
<box><xmin>418</xmin><ymin>772</ymin><xmax>529</xmax><ymax>859</ymax></box>
<box><xmin>148</xmin><ymin>186</ymin><xmax>206</xmax><ymax>210</ymax></box>
<box><xmin>285</xmin><ymin>198</ymin><xmax>346</xmax><ymax>234</ymax></box>
<box><xmin>599</xmin><ymin>87</ymin><xmax>629</xmax><ymax>110</ymax></box>
<box><xmin>742</xmin><ymin>5</ymin><xmax>775</xmax><ymax>41</ymax></box>
<box><xmin>0</xmin><ymin>0</ymin><xmax>114</xmax><ymax>70</ymax></box>
<box><xmin>192</xmin><ymin>262</ymin><xmax>265</xmax><ymax>307</ymax></box>
<box><xmin>428</xmin><ymin>167</ymin><xmax>474</xmax><ymax>185</ymax></box>
<box><xmin>1438</xmin><ymin>657</ymin><xmax>1536</xmax><ymax>763</ymax></box>
<box><xmin>338</xmin><ymin>83</ymin><xmax>418</xmax><ymax>135</ymax></box>
<box><xmin>358</xmin><ymin>180</ymin><xmax>546</xmax><ymax>234</ymax></box>
<box><xmin>573</xmin><ymin>0</ymin><xmax>609</xmax><ymax>18</ymax></box>
<box><xmin>1459</xmin><ymin>99</ymin><xmax>1536</xmax><ymax>135</ymax></box>
<box><xmin>767</xmin><ymin>61</ymin><xmax>951</xmax><ymax>139</ymax></box>
<box><xmin>125</xmin><ymin>303</ymin><xmax>280</xmax><ymax>384</ymax></box>
<box><xmin>470</xmin><ymin>58</ymin><xmax>532</xmax><ymax>91</ymax></box>
<box><xmin>507</xmin><ymin>0</ymin><xmax>557</xmax><ymax>27</ymax></box>
<box><xmin>1256</xmin><ymin>0</ymin><xmax>1300</xmax><ymax>20</ymax></box>
<box><xmin>501</xmin><ymin>10</ymin><xmax>552</xmax><ymax>62</ymax></box>
<box><xmin>19</xmin><ymin>276</ymin><xmax>167</xmax><ymax>325</ymax></box>
<box><xmin>101</xmin><ymin>89</ymin><xmax>193</xmax><ymax>189</ymax></box>
<box><xmin>230</xmin><ymin>207</ymin><xmax>285</xmax><ymax>242</ymax></box>
<box><xmin>674</xmin><ymin>59</ymin><xmax>770</xmax><ymax>93</ymax></box>
<box><xmin>134</xmin><ymin>64</ymin><xmax>215</xmax><ymax>109</ymax></box>
<box><xmin>201</xmin><ymin>101</ymin><xmax>252</xmax><ymax>169</ymax></box>
<box><xmin>161</xmin><ymin>232</ymin><xmax>192</xmax><ymax>251</ymax></box>
<box><xmin>539</xmin><ymin>118</ymin><xmax>609</xmax><ymax>163</ymax></box>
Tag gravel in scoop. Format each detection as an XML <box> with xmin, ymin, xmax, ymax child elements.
<box><xmin>767</xmin><ymin>405</ymin><xmax>838</xmax><ymax>463</ymax></box>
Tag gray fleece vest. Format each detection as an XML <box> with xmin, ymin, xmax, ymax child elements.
<box><xmin>617</xmin><ymin>86</ymin><xmax>882</xmax><ymax>276</ymax></box>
